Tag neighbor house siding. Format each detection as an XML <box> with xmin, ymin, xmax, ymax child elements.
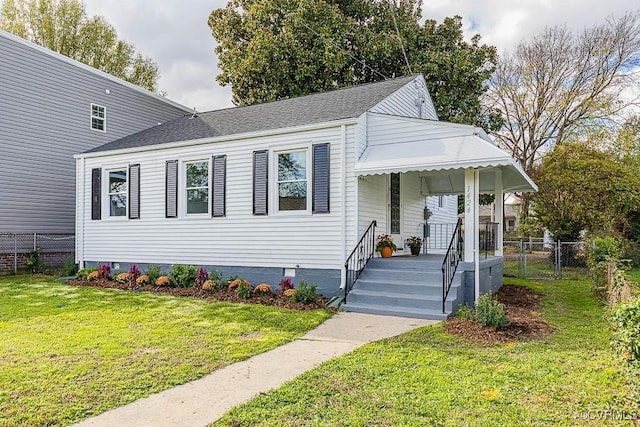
<box><xmin>78</xmin><ymin>125</ymin><xmax>350</xmax><ymax>270</ymax></box>
<box><xmin>369</xmin><ymin>75</ymin><xmax>437</xmax><ymax>120</ymax></box>
<box><xmin>0</xmin><ymin>31</ymin><xmax>188</xmax><ymax>234</ymax></box>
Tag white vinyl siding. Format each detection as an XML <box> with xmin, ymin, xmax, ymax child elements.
<box><xmin>357</xmin><ymin>172</ymin><xmax>427</xmax><ymax>251</ymax></box>
<box><xmin>358</xmin><ymin>174</ymin><xmax>387</xmax><ymax>237</ymax></box>
<box><xmin>78</xmin><ymin>125</ymin><xmax>353</xmax><ymax>270</ymax></box>
<box><xmin>370</xmin><ymin>75</ymin><xmax>437</xmax><ymax>120</ymax></box>
<box><xmin>402</xmin><ymin>172</ymin><xmax>428</xmax><ymax>240</ymax></box>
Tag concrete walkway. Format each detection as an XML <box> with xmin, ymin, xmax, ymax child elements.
<box><xmin>73</xmin><ymin>312</ymin><xmax>436</xmax><ymax>427</ymax></box>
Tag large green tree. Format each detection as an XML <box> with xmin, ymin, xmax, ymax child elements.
<box><xmin>1</xmin><ymin>0</ymin><xmax>160</xmax><ymax>91</ymax></box>
<box><xmin>208</xmin><ymin>0</ymin><xmax>498</xmax><ymax>127</ymax></box>
<box><xmin>531</xmin><ymin>140</ymin><xmax>640</xmax><ymax>241</ymax></box>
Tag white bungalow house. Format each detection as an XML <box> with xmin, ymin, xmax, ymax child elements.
<box><xmin>75</xmin><ymin>75</ymin><xmax>536</xmax><ymax>319</ymax></box>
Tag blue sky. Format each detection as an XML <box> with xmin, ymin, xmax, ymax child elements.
<box><xmin>74</xmin><ymin>0</ymin><xmax>639</xmax><ymax>111</ymax></box>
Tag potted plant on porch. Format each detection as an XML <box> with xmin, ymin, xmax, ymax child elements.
<box><xmin>406</xmin><ymin>236</ymin><xmax>423</xmax><ymax>256</ymax></box>
<box><xmin>376</xmin><ymin>234</ymin><xmax>397</xmax><ymax>258</ymax></box>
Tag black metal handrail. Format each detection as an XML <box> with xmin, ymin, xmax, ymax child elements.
<box><xmin>441</xmin><ymin>218</ymin><xmax>463</xmax><ymax>313</ymax></box>
<box><xmin>344</xmin><ymin>220</ymin><xmax>377</xmax><ymax>303</ymax></box>
<box><xmin>480</xmin><ymin>222</ymin><xmax>499</xmax><ymax>259</ymax></box>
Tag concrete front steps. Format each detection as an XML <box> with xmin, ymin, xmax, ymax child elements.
<box><xmin>341</xmin><ymin>255</ymin><xmax>464</xmax><ymax>320</ymax></box>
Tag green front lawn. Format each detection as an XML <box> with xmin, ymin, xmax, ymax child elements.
<box><xmin>0</xmin><ymin>275</ymin><xmax>332</xmax><ymax>426</ymax></box>
<box><xmin>217</xmin><ymin>277</ymin><xmax>634</xmax><ymax>426</ymax></box>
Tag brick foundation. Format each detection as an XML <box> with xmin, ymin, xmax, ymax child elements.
<box><xmin>0</xmin><ymin>252</ymin><xmax>74</xmax><ymax>273</ymax></box>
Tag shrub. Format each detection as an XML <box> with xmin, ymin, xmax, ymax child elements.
<box><xmin>283</xmin><ymin>288</ymin><xmax>296</xmax><ymax>297</ymax></box>
<box><xmin>87</xmin><ymin>271</ymin><xmax>99</xmax><ymax>281</ymax></box>
<box><xmin>195</xmin><ymin>268</ymin><xmax>209</xmax><ymax>287</ymax></box>
<box><xmin>237</xmin><ymin>282</ymin><xmax>253</xmax><ymax>299</ymax></box>
<box><xmin>155</xmin><ymin>276</ymin><xmax>170</xmax><ymax>286</ymax></box>
<box><xmin>98</xmin><ymin>264</ymin><xmax>111</xmax><ymax>280</ymax></box>
<box><xmin>202</xmin><ymin>280</ymin><xmax>216</xmax><ymax>290</ymax></box>
<box><xmin>24</xmin><ymin>248</ymin><xmax>43</xmax><ymax>273</ymax></box>
<box><xmin>228</xmin><ymin>278</ymin><xmax>247</xmax><ymax>290</ymax></box>
<box><xmin>145</xmin><ymin>266</ymin><xmax>162</xmax><ymax>284</ymax></box>
<box><xmin>61</xmin><ymin>258</ymin><xmax>78</xmax><ymax>277</ymax></box>
<box><xmin>209</xmin><ymin>269</ymin><xmax>223</xmax><ymax>282</ymax></box>
<box><xmin>279</xmin><ymin>277</ymin><xmax>295</xmax><ymax>292</ymax></box>
<box><xmin>136</xmin><ymin>275</ymin><xmax>149</xmax><ymax>286</ymax></box>
<box><xmin>115</xmin><ymin>272</ymin><xmax>130</xmax><ymax>283</ymax></box>
<box><xmin>207</xmin><ymin>270</ymin><xmax>225</xmax><ymax>289</ymax></box>
<box><xmin>292</xmin><ymin>281</ymin><xmax>318</xmax><ymax>304</ymax></box>
<box><xmin>77</xmin><ymin>267</ymin><xmax>97</xmax><ymax>280</ymax></box>
<box><xmin>128</xmin><ymin>264</ymin><xmax>141</xmax><ymax>284</ymax></box>
<box><xmin>587</xmin><ymin>236</ymin><xmax>624</xmax><ymax>268</ymax></box>
<box><xmin>475</xmin><ymin>293</ymin><xmax>509</xmax><ymax>329</ymax></box>
<box><xmin>610</xmin><ymin>299</ymin><xmax>640</xmax><ymax>405</ymax></box>
<box><xmin>254</xmin><ymin>283</ymin><xmax>272</xmax><ymax>294</ymax></box>
<box><xmin>456</xmin><ymin>304</ymin><xmax>474</xmax><ymax>320</ymax></box>
<box><xmin>610</xmin><ymin>299</ymin><xmax>640</xmax><ymax>368</ymax></box>
<box><xmin>168</xmin><ymin>264</ymin><xmax>197</xmax><ymax>288</ymax></box>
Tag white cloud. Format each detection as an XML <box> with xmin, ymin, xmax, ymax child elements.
<box><xmin>73</xmin><ymin>0</ymin><xmax>639</xmax><ymax>111</ymax></box>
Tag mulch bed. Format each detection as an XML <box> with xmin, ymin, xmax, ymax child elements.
<box><xmin>444</xmin><ymin>284</ymin><xmax>555</xmax><ymax>343</ymax></box>
<box><xmin>65</xmin><ymin>279</ymin><xmax>330</xmax><ymax>311</ymax></box>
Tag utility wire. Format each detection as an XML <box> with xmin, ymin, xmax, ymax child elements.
<box><xmin>389</xmin><ymin>0</ymin><xmax>412</xmax><ymax>74</ymax></box>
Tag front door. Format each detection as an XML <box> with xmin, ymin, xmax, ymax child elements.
<box><xmin>389</xmin><ymin>173</ymin><xmax>403</xmax><ymax>251</ymax></box>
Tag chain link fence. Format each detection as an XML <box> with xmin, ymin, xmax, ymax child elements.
<box><xmin>503</xmin><ymin>238</ymin><xmax>588</xmax><ymax>279</ymax></box>
<box><xmin>0</xmin><ymin>233</ymin><xmax>75</xmax><ymax>273</ymax></box>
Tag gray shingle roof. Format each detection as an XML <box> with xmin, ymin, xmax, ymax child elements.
<box><xmin>86</xmin><ymin>75</ymin><xmax>418</xmax><ymax>153</ymax></box>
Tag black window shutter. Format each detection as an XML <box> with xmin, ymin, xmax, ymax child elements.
<box><xmin>212</xmin><ymin>155</ymin><xmax>226</xmax><ymax>217</ymax></box>
<box><xmin>253</xmin><ymin>150</ymin><xmax>268</xmax><ymax>215</ymax></box>
<box><xmin>312</xmin><ymin>143</ymin><xmax>330</xmax><ymax>213</ymax></box>
<box><xmin>91</xmin><ymin>168</ymin><xmax>101</xmax><ymax>220</ymax></box>
<box><xmin>165</xmin><ymin>160</ymin><xmax>178</xmax><ymax>218</ymax></box>
<box><xmin>128</xmin><ymin>164</ymin><xmax>140</xmax><ymax>219</ymax></box>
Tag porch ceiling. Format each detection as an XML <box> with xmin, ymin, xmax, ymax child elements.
<box><xmin>354</xmin><ymin>120</ymin><xmax>537</xmax><ymax>194</ymax></box>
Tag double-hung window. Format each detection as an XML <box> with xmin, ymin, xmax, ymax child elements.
<box><xmin>91</xmin><ymin>104</ymin><xmax>106</xmax><ymax>132</ymax></box>
<box><xmin>108</xmin><ymin>169</ymin><xmax>127</xmax><ymax>217</ymax></box>
<box><xmin>277</xmin><ymin>150</ymin><xmax>308</xmax><ymax>211</ymax></box>
<box><xmin>185</xmin><ymin>160</ymin><xmax>209</xmax><ymax>215</ymax></box>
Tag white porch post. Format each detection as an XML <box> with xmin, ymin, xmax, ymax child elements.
<box><xmin>464</xmin><ymin>169</ymin><xmax>480</xmax><ymax>303</ymax></box>
<box><xmin>494</xmin><ymin>169</ymin><xmax>504</xmax><ymax>257</ymax></box>
<box><xmin>464</xmin><ymin>169</ymin><xmax>477</xmax><ymax>262</ymax></box>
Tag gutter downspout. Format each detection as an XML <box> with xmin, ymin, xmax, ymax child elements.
<box><xmin>340</xmin><ymin>124</ymin><xmax>347</xmax><ymax>289</ymax></box>
<box><xmin>76</xmin><ymin>157</ymin><xmax>85</xmax><ymax>269</ymax></box>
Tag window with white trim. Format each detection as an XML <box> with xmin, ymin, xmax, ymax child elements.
<box><xmin>185</xmin><ymin>160</ymin><xmax>209</xmax><ymax>215</ymax></box>
<box><xmin>91</xmin><ymin>104</ymin><xmax>106</xmax><ymax>132</ymax></box>
<box><xmin>276</xmin><ymin>150</ymin><xmax>308</xmax><ymax>211</ymax></box>
<box><xmin>438</xmin><ymin>195</ymin><xmax>444</xmax><ymax>209</ymax></box>
<box><xmin>108</xmin><ymin>169</ymin><xmax>127</xmax><ymax>217</ymax></box>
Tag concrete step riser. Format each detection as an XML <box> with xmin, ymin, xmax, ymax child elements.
<box><xmin>367</xmin><ymin>258</ymin><xmax>443</xmax><ymax>270</ymax></box>
<box><xmin>354</xmin><ymin>281</ymin><xmax>457</xmax><ymax>297</ymax></box>
<box><xmin>341</xmin><ymin>304</ymin><xmax>449</xmax><ymax>320</ymax></box>
<box><xmin>346</xmin><ymin>292</ymin><xmax>452</xmax><ymax>311</ymax></box>
<box><xmin>359</xmin><ymin>269</ymin><xmax>443</xmax><ymax>282</ymax></box>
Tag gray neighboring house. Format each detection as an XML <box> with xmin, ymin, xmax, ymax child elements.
<box><xmin>0</xmin><ymin>30</ymin><xmax>190</xmax><ymax>271</ymax></box>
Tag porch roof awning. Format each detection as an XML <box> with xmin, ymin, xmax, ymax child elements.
<box><xmin>354</xmin><ymin>115</ymin><xmax>537</xmax><ymax>194</ymax></box>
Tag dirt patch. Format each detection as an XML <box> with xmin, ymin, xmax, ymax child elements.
<box><xmin>65</xmin><ymin>279</ymin><xmax>331</xmax><ymax>311</ymax></box>
<box><xmin>444</xmin><ymin>285</ymin><xmax>554</xmax><ymax>343</ymax></box>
